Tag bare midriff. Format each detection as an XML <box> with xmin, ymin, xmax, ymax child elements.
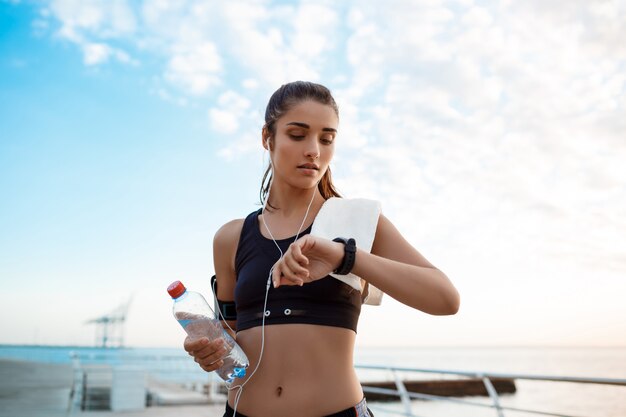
<box><xmin>228</xmin><ymin>324</ymin><xmax>363</xmax><ymax>417</ymax></box>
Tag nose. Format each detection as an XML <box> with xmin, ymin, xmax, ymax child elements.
<box><xmin>305</xmin><ymin>139</ymin><xmax>320</xmax><ymax>159</ymax></box>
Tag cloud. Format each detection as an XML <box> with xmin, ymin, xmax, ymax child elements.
<box><xmin>31</xmin><ymin>18</ymin><xmax>50</xmax><ymax>36</ymax></box>
<box><xmin>152</xmin><ymin>87</ymin><xmax>188</xmax><ymax>107</ymax></box>
<box><xmin>46</xmin><ymin>0</ymin><xmax>137</xmax><ymax>66</ymax></box>
<box><xmin>209</xmin><ymin>108</ymin><xmax>238</xmax><ymax>134</ymax></box>
<box><xmin>335</xmin><ymin>0</ymin><xmax>626</xmax><ymax>292</ymax></box>
<box><xmin>218</xmin><ymin>1</ymin><xmax>335</xmax><ymax>86</ymax></box>
<box><xmin>209</xmin><ymin>90</ymin><xmax>252</xmax><ymax>135</ymax></box>
<box><xmin>49</xmin><ymin>0</ymin><xmax>136</xmax><ymax>37</ymax></box>
<box><xmin>165</xmin><ymin>41</ymin><xmax>222</xmax><ymax>95</ymax></box>
<box><xmin>242</xmin><ymin>78</ymin><xmax>259</xmax><ymax>90</ymax></box>
<box><xmin>82</xmin><ymin>42</ymin><xmax>110</xmax><ymax>65</ymax></box>
<box><xmin>39</xmin><ymin>0</ymin><xmax>626</xmax><ymax>263</ymax></box>
<box><xmin>42</xmin><ymin>0</ymin><xmax>343</xmax><ymax>100</ymax></box>
<box><xmin>290</xmin><ymin>2</ymin><xmax>339</xmax><ymax>59</ymax></box>
<box><xmin>35</xmin><ymin>0</ymin><xmax>626</xmax><ymax>344</ymax></box>
<box><xmin>79</xmin><ymin>41</ymin><xmax>134</xmax><ymax>66</ymax></box>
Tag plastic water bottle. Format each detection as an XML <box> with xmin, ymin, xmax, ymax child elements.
<box><xmin>167</xmin><ymin>280</ymin><xmax>248</xmax><ymax>386</ymax></box>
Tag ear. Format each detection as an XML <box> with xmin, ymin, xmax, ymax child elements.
<box><xmin>261</xmin><ymin>127</ymin><xmax>270</xmax><ymax>150</ymax></box>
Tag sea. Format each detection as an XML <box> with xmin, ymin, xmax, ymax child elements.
<box><xmin>1</xmin><ymin>345</ymin><xmax>624</xmax><ymax>417</ymax></box>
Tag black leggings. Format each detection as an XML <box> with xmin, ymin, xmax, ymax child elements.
<box><xmin>223</xmin><ymin>397</ymin><xmax>374</xmax><ymax>417</ymax></box>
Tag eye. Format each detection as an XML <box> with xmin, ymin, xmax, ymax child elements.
<box><xmin>321</xmin><ymin>135</ymin><xmax>335</xmax><ymax>145</ymax></box>
<box><xmin>287</xmin><ymin>129</ymin><xmax>306</xmax><ymax>139</ymax></box>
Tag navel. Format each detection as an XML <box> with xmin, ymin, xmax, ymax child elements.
<box><xmin>276</xmin><ymin>386</ymin><xmax>283</xmax><ymax>397</ymax></box>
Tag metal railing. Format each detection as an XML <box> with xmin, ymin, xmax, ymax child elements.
<box><xmin>67</xmin><ymin>351</ymin><xmax>217</xmax><ymax>413</ymax></box>
<box><xmin>355</xmin><ymin>364</ymin><xmax>626</xmax><ymax>417</ymax></box>
<box><xmin>66</xmin><ymin>351</ymin><xmax>626</xmax><ymax>416</ymax></box>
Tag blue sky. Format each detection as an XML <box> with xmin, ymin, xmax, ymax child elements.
<box><xmin>1</xmin><ymin>0</ymin><xmax>625</xmax><ymax>348</ymax></box>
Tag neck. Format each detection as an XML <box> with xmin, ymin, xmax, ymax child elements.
<box><xmin>261</xmin><ymin>183</ymin><xmax>323</xmax><ymax>242</ymax></box>
<box><xmin>265</xmin><ymin>183</ymin><xmax>324</xmax><ymax>218</ymax></box>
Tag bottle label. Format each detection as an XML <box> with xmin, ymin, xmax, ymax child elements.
<box><xmin>233</xmin><ymin>367</ymin><xmax>246</xmax><ymax>378</ymax></box>
<box><xmin>177</xmin><ymin>317</ymin><xmax>222</xmax><ymax>339</ymax></box>
<box><xmin>177</xmin><ymin>319</ymin><xmax>193</xmax><ymax>328</ymax></box>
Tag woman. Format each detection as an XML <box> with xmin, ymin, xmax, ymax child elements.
<box><xmin>184</xmin><ymin>81</ymin><xmax>460</xmax><ymax>417</ymax></box>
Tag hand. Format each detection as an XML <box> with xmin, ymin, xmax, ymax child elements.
<box><xmin>183</xmin><ymin>336</ymin><xmax>228</xmax><ymax>372</ymax></box>
<box><xmin>272</xmin><ymin>235</ymin><xmax>344</xmax><ymax>287</ymax></box>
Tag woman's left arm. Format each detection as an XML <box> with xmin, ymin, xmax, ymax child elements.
<box><xmin>272</xmin><ymin>213</ymin><xmax>460</xmax><ymax>315</ymax></box>
<box><xmin>354</xmin><ymin>214</ymin><xmax>460</xmax><ymax>315</ymax></box>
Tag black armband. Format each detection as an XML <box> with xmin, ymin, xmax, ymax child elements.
<box><xmin>210</xmin><ymin>275</ymin><xmax>237</xmax><ymax>321</ymax></box>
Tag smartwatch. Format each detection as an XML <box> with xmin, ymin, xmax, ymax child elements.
<box><xmin>332</xmin><ymin>237</ymin><xmax>357</xmax><ymax>275</ymax></box>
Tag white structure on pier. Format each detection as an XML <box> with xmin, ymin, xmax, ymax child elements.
<box><xmin>86</xmin><ymin>297</ymin><xmax>132</xmax><ymax>348</ymax></box>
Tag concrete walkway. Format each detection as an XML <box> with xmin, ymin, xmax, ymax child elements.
<box><xmin>69</xmin><ymin>405</ymin><xmax>225</xmax><ymax>417</ymax></box>
<box><xmin>0</xmin><ymin>359</ymin><xmax>225</xmax><ymax>417</ymax></box>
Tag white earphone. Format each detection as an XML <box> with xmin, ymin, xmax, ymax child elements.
<box><xmin>222</xmin><ymin>157</ymin><xmax>318</xmax><ymax>416</ymax></box>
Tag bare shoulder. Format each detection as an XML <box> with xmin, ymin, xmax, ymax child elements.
<box><xmin>213</xmin><ymin>218</ymin><xmax>245</xmax><ymax>301</ymax></box>
<box><xmin>213</xmin><ymin>218</ymin><xmax>245</xmax><ymax>250</ymax></box>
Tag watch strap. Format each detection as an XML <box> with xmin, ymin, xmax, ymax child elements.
<box><xmin>332</xmin><ymin>237</ymin><xmax>356</xmax><ymax>275</ymax></box>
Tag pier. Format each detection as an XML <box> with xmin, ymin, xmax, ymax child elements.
<box><xmin>0</xmin><ymin>359</ymin><xmax>224</xmax><ymax>417</ymax></box>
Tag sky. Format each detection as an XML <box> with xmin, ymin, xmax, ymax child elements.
<box><xmin>0</xmin><ymin>0</ymin><xmax>625</xmax><ymax>349</ymax></box>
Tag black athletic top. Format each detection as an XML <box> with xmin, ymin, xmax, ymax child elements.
<box><xmin>234</xmin><ymin>209</ymin><xmax>362</xmax><ymax>332</ymax></box>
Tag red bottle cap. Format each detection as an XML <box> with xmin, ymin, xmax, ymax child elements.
<box><xmin>167</xmin><ymin>280</ymin><xmax>186</xmax><ymax>299</ymax></box>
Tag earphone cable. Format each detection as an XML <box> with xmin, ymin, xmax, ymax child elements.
<box><xmin>223</xmin><ymin>163</ymin><xmax>319</xmax><ymax>416</ymax></box>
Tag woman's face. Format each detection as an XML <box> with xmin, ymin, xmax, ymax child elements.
<box><xmin>267</xmin><ymin>100</ymin><xmax>338</xmax><ymax>190</ymax></box>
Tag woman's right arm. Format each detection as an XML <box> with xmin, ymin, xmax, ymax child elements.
<box><xmin>183</xmin><ymin>218</ymin><xmax>243</xmax><ymax>373</ymax></box>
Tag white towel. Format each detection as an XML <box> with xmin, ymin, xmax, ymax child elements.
<box><xmin>311</xmin><ymin>197</ymin><xmax>384</xmax><ymax>305</ymax></box>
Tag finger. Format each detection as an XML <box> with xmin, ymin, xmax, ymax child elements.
<box><xmin>279</xmin><ymin>276</ymin><xmax>304</xmax><ymax>287</ymax></box>
<box><xmin>272</xmin><ymin>262</ymin><xmax>299</xmax><ymax>288</ymax></box>
<box><xmin>290</xmin><ymin>241</ymin><xmax>309</xmax><ymax>266</ymax></box>
<box><xmin>272</xmin><ymin>263</ymin><xmax>282</xmax><ymax>288</ymax></box>
<box><xmin>272</xmin><ymin>262</ymin><xmax>302</xmax><ymax>287</ymax></box>
<box><xmin>192</xmin><ymin>339</ymin><xmax>229</xmax><ymax>369</ymax></box>
<box><xmin>277</xmin><ymin>257</ymin><xmax>305</xmax><ymax>285</ymax></box>
<box><xmin>199</xmin><ymin>358</ymin><xmax>224</xmax><ymax>372</ymax></box>
<box><xmin>195</xmin><ymin>343</ymin><xmax>228</xmax><ymax>366</ymax></box>
<box><xmin>184</xmin><ymin>336</ymin><xmax>209</xmax><ymax>353</ymax></box>
<box><xmin>193</xmin><ymin>338</ymin><xmax>224</xmax><ymax>356</ymax></box>
<box><xmin>283</xmin><ymin>252</ymin><xmax>309</xmax><ymax>278</ymax></box>
<box><xmin>187</xmin><ymin>338</ymin><xmax>222</xmax><ymax>361</ymax></box>
<box><xmin>278</xmin><ymin>271</ymin><xmax>304</xmax><ymax>287</ymax></box>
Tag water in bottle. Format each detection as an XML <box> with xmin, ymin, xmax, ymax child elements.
<box><xmin>167</xmin><ymin>280</ymin><xmax>248</xmax><ymax>386</ymax></box>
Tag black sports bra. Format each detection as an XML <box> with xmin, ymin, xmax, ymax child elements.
<box><xmin>234</xmin><ymin>209</ymin><xmax>362</xmax><ymax>332</ymax></box>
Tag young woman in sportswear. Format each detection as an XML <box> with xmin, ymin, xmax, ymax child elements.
<box><xmin>184</xmin><ymin>81</ymin><xmax>460</xmax><ymax>417</ymax></box>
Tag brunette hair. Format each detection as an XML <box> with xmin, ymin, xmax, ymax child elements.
<box><xmin>260</xmin><ymin>81</ymin><xmax>342</xmax><ymax>207</ymax></box>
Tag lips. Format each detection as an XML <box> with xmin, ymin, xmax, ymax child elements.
<box><xmin>298</xmin><ymin>163</ymin><xmax>319</xmax><ymax>170</ymax></box>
